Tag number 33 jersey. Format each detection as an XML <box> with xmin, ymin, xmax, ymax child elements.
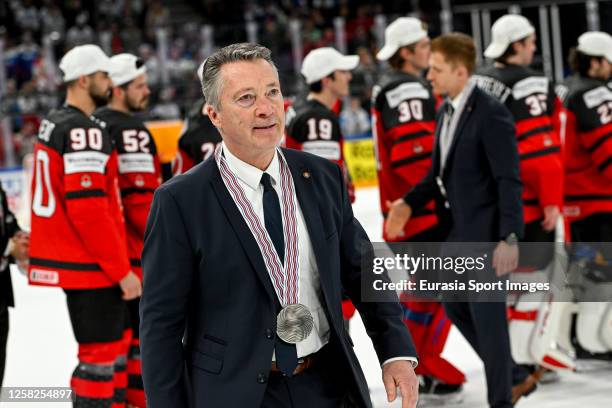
<box><xmin>29</xmin><ymin>105</ymin><xmax>131</xmax><ymax>289</ymax></box>
<box><xmin>473</xmin><ymin>64</ymin><xmax>564</xmax><ymax>224</ymax></box>
<box><xmin>93</xmin><ymin>107</ymin><xmax>162</xmax><ymax>279</ymax></box>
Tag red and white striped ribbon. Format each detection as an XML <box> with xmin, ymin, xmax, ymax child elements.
<box><xmin>215</xmin><ymin>144</ymin><xmax>300</xmax><ymax>305</ymax></box>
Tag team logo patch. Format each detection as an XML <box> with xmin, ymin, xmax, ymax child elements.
<box><xmin>30</xmin><ymin>269</ymin><xmax>59</xmax><ymax>284</ymax></box>
<box><xmin>413</xmin><ymin>143</ymin><xmax>423</xmax><ymax>154</ymax></box>
<box><xmin>543</xmin><ymin>137</ymin><xmax>552</xmax><ymax>147</ymax></box>
<box><xmin>135</xmin><ymin>175</ymin><xmax>145</xmax><ymax>187</ymax></box>
<box><xmin>80</xmin><ymin>175</ymin><xmax>92</xmax><ymax>188</ymax></box>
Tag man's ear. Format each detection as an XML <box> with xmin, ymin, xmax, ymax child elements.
<box><xmin>206</xmin><ymin>104</ymin><xmax>221</xmax><ymax>128</ymax></box>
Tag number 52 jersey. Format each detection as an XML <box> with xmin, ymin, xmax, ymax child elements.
<box><xmin>29</xmin><ymin>105</ymin><xmax>131</xmax><ymax>289</ymax></box>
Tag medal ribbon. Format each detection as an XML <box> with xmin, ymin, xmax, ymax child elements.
<box><xmin>215</xmin><ymin>144</ymin><xmax>300</xmax><ymax>305</ymax></box>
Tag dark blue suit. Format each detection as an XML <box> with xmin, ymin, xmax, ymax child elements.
<box><xmin>405</xmin><ymin>86</ymin><xmax>524</xmax><ymax>408</ymax></box>
<box><xmin>140</xmin><ymin>149</ymin><xmax>415</xmax><ymax>407</ymax></box>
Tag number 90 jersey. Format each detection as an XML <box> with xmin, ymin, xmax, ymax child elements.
<box><xmin>371</xmin><ymin>71</ymin><xmax>438</xmax><ymax>241</ymax></box>
<box><xmin>93</xmin><ymin>107</ymin><xmax>162</xmax><ymax>279</ymax></box>
<box><xmin>473</xmin><ymin>65</ymin><xmax>564</xmax><ymax>224</ymax></box>
<box><xmin>29</xmin><ymin>105</ymin><xmax>131</xmax><ymax>289</ymax></box>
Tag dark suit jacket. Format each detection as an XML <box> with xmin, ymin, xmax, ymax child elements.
<box><xmin>140</xmin><ymin>148</ymin><xmax>415</xmax><ymax>407</ymax></box>
<box><xmin>0</xmin><ymin>185</ymin><xmax>19</xmax><ymax>309</ymax></box>
<box><xmin>404</xmin><ymin>86</ymin><xmax>524</xmax><ymax>242</ymax></box>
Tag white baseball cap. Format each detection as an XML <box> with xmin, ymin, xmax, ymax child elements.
<box><xmin>577</xmin><ymin>31</ymin><xmax>612</xmax><ymax>63</ymax></box>
<box><xmin>59</xmin><ymin>44</ymin><xmax>112</xmax><ymax>82</ymax></box>
<box><xmin>109</xmin><ymin>53</ymin><xmax>147</xmax><ymax>86</ymax></box>
<box><xmin>376</xmin><ymin>17</ymin><xmax>428</xmax><ymax>61</ymax></box>
<box><xmin>484</xmin><ymin>15</ymin><xmax>535</xmax><ymax>59</ymax></box>
<box><xmin>301</xmin><ymin>47</ymin><xmax>359</xmax><ymax>84</ymax></box>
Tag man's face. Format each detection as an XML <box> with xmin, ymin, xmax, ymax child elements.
<box><xmin>124</xmin><ymin>74</ymin><xmax>151</xmax><ymax>112</ymax></box>
<box><xmin>327</xmin><ymin>70</ymin><xmax>352</xmax><ymax>98</ymax></box>
<box><xmin>517</xmin><ymin>34</ymin><xmax>537</xmax><ymax>66</ymax></box>
<box><xmin>591</xmin><ymin>58</ymin><xmax>612</xmax><ymax>80</ymax></box>
<box><xmin>207</xmin><ymin>59</ymin><xmax>285</xmax><ymax>159</ymax></box>
<box><xmin>88</xmin><ymin>71</ymin><xmax>112</xmax><ymax>107</ymax></box>
<box><xmin>409</xmin><ymin>37</ymin><xmax>431</xmax><ymax>71</ymax></box>
<box><xmin>426</xmin><ymin>51</ymin><xmax>463</xmax><ymax>97</ymax></box>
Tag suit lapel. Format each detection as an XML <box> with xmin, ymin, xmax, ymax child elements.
<box><xmin>209</xmin><ymin>163</ymin><xmax>276</xmax><ymax>302</ymax></box>
<box><xmin>283</xmin><ymin>150</ymin><xmax>333</xmax><ymax>299</ymax></box>
<box><xmin>442</xmin><ymin>89</ymin><xmax>477</xmax><ymax>177</ymax></box>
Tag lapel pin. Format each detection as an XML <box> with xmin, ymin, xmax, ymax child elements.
<box><xmin>302</xmin><ymin>170</ymin><xmax>311</xmax><ymax>179</ymax></box>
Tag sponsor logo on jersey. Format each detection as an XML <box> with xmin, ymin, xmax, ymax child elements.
<box><xmin>385</xmin><ymin>82</ymin><xmax>430</xmax><ymax>108</ymax></box>
<box><xmin>30</xmin><ymin>269</ymin><xmax>59</xmax><ymax>284</ymax></box>
<box><xmin>118</xmin><ymin>153</ymin><xmax>155</xmax><ymax>173</ymax></box>
<box><xmin>512</xmin><ymin>76</ymin><xmax>549</xmax><ymax>100</ymax></box>
<box><xmin>64</xmin><ymin>151</ymin><xmax>110</xmax><ymax>174</ymax></box>
<box><xmin>301</xmin><ymin>140</ymin><xmax>341</xmax><ymax>160</ymax></box>
<box><xmin>583</xmin><ymin>86</ymin><xmax>612</xmax><ymax>109</ymax></box>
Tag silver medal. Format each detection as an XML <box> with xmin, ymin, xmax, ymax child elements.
<box><xmin>276</xmin><ymin>303</ymin><xmax>314</xmax><ymax>344</ymax></box>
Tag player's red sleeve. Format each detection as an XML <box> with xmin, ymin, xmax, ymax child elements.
<box><xmin>580</xmin><ymin>122</ymin><xmax>612</xmax><ymax>180</ymax></box>
<box><xmin>64</xmin><ymin>150</ymin><xmax>130</xmax><ymax>283</ymax></box>
<box><xmin>172</xmin><ymin>147</ymin><xmax>195</xmax><ymax>176</ymax></box>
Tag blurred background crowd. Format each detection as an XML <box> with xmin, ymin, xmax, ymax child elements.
<box><xmin>0</xmin><ymin>0</ymin><xmax>611</xmax><ymax>168</ymax></box>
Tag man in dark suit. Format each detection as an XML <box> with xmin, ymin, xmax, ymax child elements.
<box><xmin>0</xmin><ymin>183</ymin><xmax>29</xmax><ymax>387</ymax></box>
<box><xmin>140</xmin><ymin>43</ymin><xmax>418</xmax><ymax>408</ymax></box>
<box><xmin>386</xmin><ymin>33</ymin><xmax>524</xmax><ymax>408</ymax></box>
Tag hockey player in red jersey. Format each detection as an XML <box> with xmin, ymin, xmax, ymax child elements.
<box><xmin>475</xmin><ymin>14</ymin><xmax>565</xmax><ymax>402</ymax></box>
<box><xmin>28</xmin><ymin>45</ymin><xmax>142</xmax><ymax>408</ymax></box>
<box><xmin>172</xmin><ymin>98</ymin><xmax>222</xmax><ymax>176</ymax></box>
<box><xmin>172</xmin><ymin>63</ymin><xmax>223</xmax><ymax>176</ymax></box>
<box><xmin>93</xmin><ymin>53</ymin><xmax>162</xmax><ymax>408</ymax></box>
<box><xmin>556</xmin><ymin>32</ymin><xmax>612</xmax><ymax>361</ymax></box>
<box><xmin>285</xmin><ymin>47</ymin><xmax>357</xmax><ymax>202</ymax></box>
<box><xmin>373</xmin><ymin>17</ymin><xmax>464</xmax><ymax>399</ymax></box>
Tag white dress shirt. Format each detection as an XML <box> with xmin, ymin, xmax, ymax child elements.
<box><xmin>222</xmin><ymin>143</ymin><xmax>417</xmax><ymax>368</ymax></box>
<box><xmin>223</xmin><ymin>144</ymin><xmax>330</xmax><ymax>359</ymax></box>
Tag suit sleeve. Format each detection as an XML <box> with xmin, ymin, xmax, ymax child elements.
<box><xmin>140</xmin><ymin>186</ymin><xmax>194</xmax><ymax>407</ymax></box>
<box><xmin>336</xmin><ymin>164</ymin><xmax>417</xmax><ymax>364</ymax></box>
<box><xmin>481</xmin><ymin>102</ymin><xmax>524</xmax><ymax>239</ymax></box>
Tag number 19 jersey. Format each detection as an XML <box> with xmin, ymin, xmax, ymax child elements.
<box><xmin>29</xmin><ymin>105</ymin><xmax>131</xmax><ymax>289</ymax></box>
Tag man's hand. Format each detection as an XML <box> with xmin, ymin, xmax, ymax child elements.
<box><xmin>541</xmin><ymin>205</ymin><xmax>560</xmax><ymax>232</ymax></box>
<box><xmin>492</xmin><ymin>241</ymin><xmax>518</xmax><ymax>277</ymax></box>
<box><xmin>10</xmin><ymin>231</ymin><xmax>30</xmax><ymax>273</ymax></box>
<box><xmin>385</xmin><ymin>199</ymin><xmax>412</xmax><ymax>240</ymax></box>
<box><xmin>382</xmin><ymin>360</ymin><xmax>419</xmax><ymax>408</ymax></box>
<box><xmin>119</xmin><ymin>271</ymin><xmax>142</xmax><ymax>300</ymax></box>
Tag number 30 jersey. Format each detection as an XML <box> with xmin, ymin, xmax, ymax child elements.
<box><xmin>371</xmin><ymin>71</ymin><xmax>438</xmax><ymax>241</ymax></box>
<box><xmin>93</xmin><ymin>107</ymin><xmax>162</xmax><ymax>279</ymax></box>
<box><xmin>29</xmin><ymin>105</ymin><xmax>131</xmax><ymax>289</ymax></box>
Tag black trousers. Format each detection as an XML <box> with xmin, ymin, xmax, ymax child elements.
<box><xmin>0</xmin><ymin>302</ymin><xmax>8</xmax><ymax>388</ymax></box>
<box><xmin>443</xmin><ymin>301</ymin><xmax>514</xmax><ymax>408</ymax></box>
<box><xmin>260</xmin><ymin>343</ymin><xmax>358</xmax><ymax>408</ymax></box>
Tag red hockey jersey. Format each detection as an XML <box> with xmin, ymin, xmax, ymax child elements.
<box><xmin>371</xmin><ymin>71</ymin><xmax>438</xmax><ymax>241</ymax></box>
<box><xmin>556</xmin><ymin>76</ymin><xmax>612</xmax><ymax>222</ymax></box>
<box><xmin>93</xmin><ymin>107</ymin><xmax>162</xmax><ymax>279</ymax></box>
<box><xmin>29</xmin><ymin>105</ymin><xmax>131</xmax><ymax>289</ymax></box>
<box><xmin>474</xmin><ymin>64</ymin><xmax>564</xmax><ymax>224</ymax></box>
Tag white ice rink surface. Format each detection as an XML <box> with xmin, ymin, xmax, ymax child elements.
<box><xmin>4</xmin><ymin>187</ymin><xmax>612</xmax><ymax>407</ymax></box>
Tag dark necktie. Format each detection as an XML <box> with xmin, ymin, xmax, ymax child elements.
<box><xmin>260</xmin><ymin>173</ymin><xmax>297</xmax><ymax>376</ymax></box>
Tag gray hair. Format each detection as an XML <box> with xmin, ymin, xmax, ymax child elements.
<box><xmin>199</xmin><ymin>43</ymin><xmax>276</xmax><ymax>111</ymax></box>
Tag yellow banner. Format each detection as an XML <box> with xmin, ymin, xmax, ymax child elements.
<box><xmin>146</xmin><ymin>120</ymin><xmax>185</xmax><ymax>164</ymax></box>
<box><xmin>343</xmin><ymin>139</ymin><xmax>378</xmax><ymax>188</ymax></box>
